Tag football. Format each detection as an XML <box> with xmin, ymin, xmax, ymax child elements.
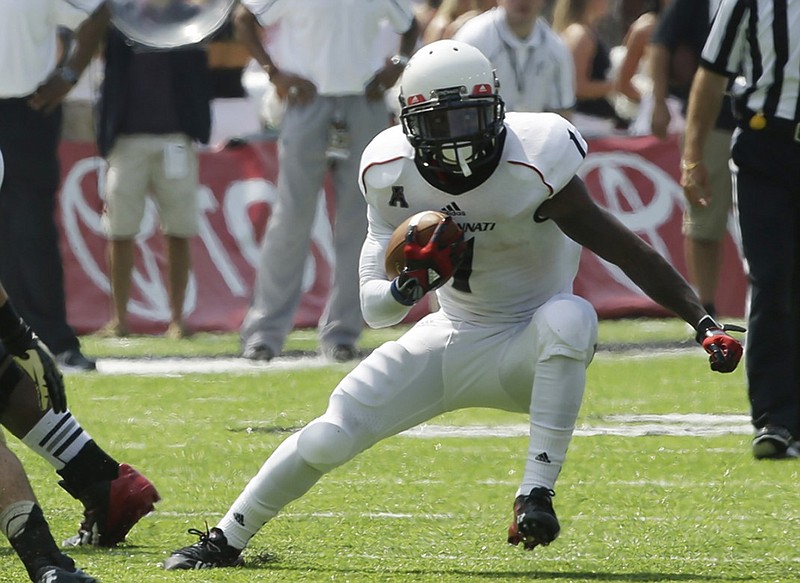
<box><xmin>384</xmin><ymin>210</ymin><xmax>463</xmax><ymax>279</ymax></box>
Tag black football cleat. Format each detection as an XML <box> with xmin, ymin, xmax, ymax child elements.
<box><xmin>507</xmin><ymin>487</ymin><xmax>560</xmax><ymax>550</ymax></box>
<box><xmin>34</xmin><ymin>566</ymin><xmax>100</xmax><ymax>583</ymax></box>
<box><xmin>752</xmin><ymin>425</ymin><xmax>800</xmax><ymax>459</ymax></box>
<box><xmin>162</xmin><ymin>527</ymin><xmax>243</xmax><ymax>570</ymax></box>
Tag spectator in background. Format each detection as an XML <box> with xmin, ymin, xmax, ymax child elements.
<box><xmin>553</xmin><ymin>0</ymin><xmax>625</xmax><ymax>135</ymax></box>
<box><xmin>649</xmin><ymin>0</ymin><xmax>735</xmax><ymax>318</ymax></box>
<box><xmin>0</xmin><ymin>0</ymin><xmax>108</xmax><ymax>371</ymax></box>
<box><xmin>454</xmin><ymin>0</ymin><xmax>575</xmax><ymax>117</ymax></box>
<box><xmin>414</xmin><ymin>0</ymin><xmax>444</xmax><ymax>40</ymax></box>
<box><xmin>610</xmin><ymin>0</ymin><xmax>672</xmax><ymax>132</ymax></box>
<box><xmin>234</xmin><ymin>0</ymin><xmax>419</xmax><ymax>363</ymax></box>
<box><xmin>96</xmin><ymin>26</ymin><xmax>212</xmax><ymax>339</ymax></box>
<box><xmin>423</xmin><ymin>0</ymin><xmax>496</xmax><ymax>43</ymax></box>
<box><xmin>681</xmin><ymin>0</ymin><xmax>800</xmax><ymax>459</ymax></box>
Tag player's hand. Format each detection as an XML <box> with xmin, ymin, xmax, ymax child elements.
<box><xmin>695</xmin><ymin>316</ymin><xmax>745</xmax><ymax>373</ymax></box>
<box><xmin>13</xmin><ymin>337</ymin><xmax>67</xmax><ymax>413</ymax></box>
<box><xmin>4</xmin><ymin>319</ymin><xmax>67</xmax><ymax>412</ymax></box>
<box><xmin>390</xmin><ymin>217</ymin><xmax>466</xmax><ymax>305</ymax></box>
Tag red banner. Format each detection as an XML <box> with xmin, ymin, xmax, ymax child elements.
<box><xmin>57</xmin><ymin>135</ymin><xmax>746</xmax><ymax>335</ymax></box>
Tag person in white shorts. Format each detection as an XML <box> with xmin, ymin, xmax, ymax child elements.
<box><xmin>163</xmin><ymin>40</ymin><xmax>743</xmax><ymax>570</ymax></box>
<box><xmin>97</xmin><ymin>26</ymin><xmax>212</xmax><ymax>339</ymax></box>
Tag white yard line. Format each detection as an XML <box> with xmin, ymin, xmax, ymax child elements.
<box><xmin>90</xmin><ymin>358</ymin><xmax>751</xmax><ymax>438</ymax></box>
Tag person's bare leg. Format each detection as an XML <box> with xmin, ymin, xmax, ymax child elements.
<box><xmin>166</xmin><ymin>235</ymin><xmax>191</xmax><ymax>338</ymax></box>
<box><xmin>105</xmin><ymin>238</ymin><xmax>135</xmax><ymax>336</ymax></box>
<box><xmin>685</xmin><ymin>237</ymin><xmax>723</xmax><ymax>316</ymax></box>
<box><xmin>0</xmin><ymin>442</ymin><xmax>36</xmax><ymax>509</ymax></box>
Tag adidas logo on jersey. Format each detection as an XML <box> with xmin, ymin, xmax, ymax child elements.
<box><xmin>440</xmin><ymin>202</ymin><xmax>466</xmax><ymax>216</ymax></box>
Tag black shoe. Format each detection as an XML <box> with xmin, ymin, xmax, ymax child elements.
<box><xmin>322</xmin><ymin>344</ymin><xmax>358</xmax><ymax>362</ymax></box>
<box><xmin>162</xmin><ymin>527</ymin><xmax>243</xmax><ymax>570</ymax></box>
<box><xmin>34</xmin><ymin>566</ymin><xmax>100</xmax><ymax>583</ymax></box>
<box><xmin>55</xmin><ymin>349</ymin><xmax>96</xmax><ymax>372</ymax></box>
<box><xmin>242</xmin><ymin>344</ymin><xmax>275</xmax><ymax>361</ymax></box>
<box><xmin>752</xmin><ymin>425</ymin><xmax>800</xmax><ymax>459</ymax></box>
<box><xmin>507</xmin><ymin>487</ymin><xmax>560</xmax><ymax>550</ymax></box>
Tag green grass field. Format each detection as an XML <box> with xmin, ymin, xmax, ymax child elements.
<box><xmin>4</xmin><ymin>319</ymin><xmax>799</xmax><ymax>583</ymax></box>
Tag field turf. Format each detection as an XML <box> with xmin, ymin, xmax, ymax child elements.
<box><xmin>3</xmin><ymin>319</ymin><xmax>798</xmax><ymax>583</ymax></box>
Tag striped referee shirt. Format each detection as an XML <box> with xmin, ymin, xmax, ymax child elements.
<box><xmin>701</xmin><ymin>0</ymin><xmax>800</xmax><ymax>123</ymax></box>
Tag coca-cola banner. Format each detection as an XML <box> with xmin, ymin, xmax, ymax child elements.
<box><xmin>58</xmin><ymin>135</ymin><xmax>746</xmax><ymax>336</ymax></box>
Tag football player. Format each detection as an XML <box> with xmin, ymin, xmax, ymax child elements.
<box><xmin>0</xmin><ymin>149</ymin><xmax>159</xmax><ymax>582</ymax></box>
<box><xmin>164</xmin><ymin>40</ymin><xmax>743</xmax><ymax>569</ymax></box>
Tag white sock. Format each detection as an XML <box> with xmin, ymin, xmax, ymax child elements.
<box><xmin>519</xmin><ymin>355</ymin><xmax>587</xmax><ymax>495</ymax></box>
<box><xmin>217</xmin><ymin>432</ymin><xmax>324</xmax><ymax>550</ymax></box>
<box><xmin>21</xmin><ymin>410</ymin><xmax>91</xmax><ymax>470</ymax></box>
<box><xmin>0</xmin><ymin>500</ymin><xmax>35</xmax><ymax>540</ymax></box>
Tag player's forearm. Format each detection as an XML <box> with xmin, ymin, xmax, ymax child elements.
<box><xmin>360</xmin><ymin>279</ymin><xmax>411</xmax><ymax>329</ymax></box>
<box><xmin>358</xmin><ymin>237</ymin><xmax>412</xmax><ymax>328</ymax></box>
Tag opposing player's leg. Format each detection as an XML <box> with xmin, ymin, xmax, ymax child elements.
<box><xmin>0</xmin><ymin>350</ymin><xmax>159</xmax><ymax>547</ymax></box>
<box><xmin>504</xmin><ymin>294</ymin><xmax>598</xmax><ymax>550</ymax></box>
<box><xmin>164</xmin><ymin>319</ymin><xmax>454</xmax><ymax>570</ymax></box>
<box><xmin>0</xmin><ymin>434</ymin><xmax>99</xmax><ymax>582</ymax></box>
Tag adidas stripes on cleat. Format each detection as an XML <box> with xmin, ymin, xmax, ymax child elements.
<box><xmin>507</xmin><ymin>487</ymin><xmax>560</xmax><ymax>550</ymax></box>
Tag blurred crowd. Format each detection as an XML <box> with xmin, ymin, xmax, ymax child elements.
<box><xmin>60</xmin><ymin>0</ymin><xmax>689</xmax><ymax>147</ymax></box>
<box><xmin>46</xmin><ymin>0</ymin><xmax>729</xmax><ymax>359</ymax></box>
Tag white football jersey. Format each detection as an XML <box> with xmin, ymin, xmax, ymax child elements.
<box><xmin>359</xmin><ymin>112</ymin><xmax>588</xmax><ymax>327</ymax></box>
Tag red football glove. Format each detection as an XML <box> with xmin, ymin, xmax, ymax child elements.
<box><xmin>390</xmin><ymin>217</ymin><xmax>466</xmax><ymax>306</ymax></box>
<box><xmin>695</xmin><ymin>316</ymin><xmax>745</xmax><ymax>373</ymax></box>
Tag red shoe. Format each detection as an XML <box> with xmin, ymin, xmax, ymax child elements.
<box><xmin>64</xmin><ymin>464</ymin><xmax>160</xmax><ymax>547</ymax></box>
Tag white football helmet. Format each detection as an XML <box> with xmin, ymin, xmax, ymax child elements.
<box><xmin>399</xmin><ymin>40</ymin><xmax>505</xmax><ymax>177</ymax></box>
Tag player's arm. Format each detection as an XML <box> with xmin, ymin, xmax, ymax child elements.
<box><xmin>537</xmin><ymin>176</ymin><xmax>742</xmax><ymax>372</ymax></box>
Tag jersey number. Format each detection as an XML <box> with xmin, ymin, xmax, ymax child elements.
<box><xmin>452</xmin><ymin>238</ymin><xmax>475</xmax><ymax>293</ymax></box>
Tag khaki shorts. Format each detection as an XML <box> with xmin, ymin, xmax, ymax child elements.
<box><xmin>61</xmin><ymin>100</ymin><xmax>96</xmax><ymax>142</ymax></box>
<box><xmin>102</xmin><ymin>134</ymin><xmax>200</xmax><ymax>239</ymax></box>
<box><xmin>682</xmin><ymin>128</ymin><xmax>734</xmax><ymax>241</ymax></box>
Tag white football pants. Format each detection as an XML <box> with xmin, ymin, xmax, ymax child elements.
<box><xmin>217</xmin><ymin>293</ymin><xmax>598</xmax><ymax>549</ymax></box>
